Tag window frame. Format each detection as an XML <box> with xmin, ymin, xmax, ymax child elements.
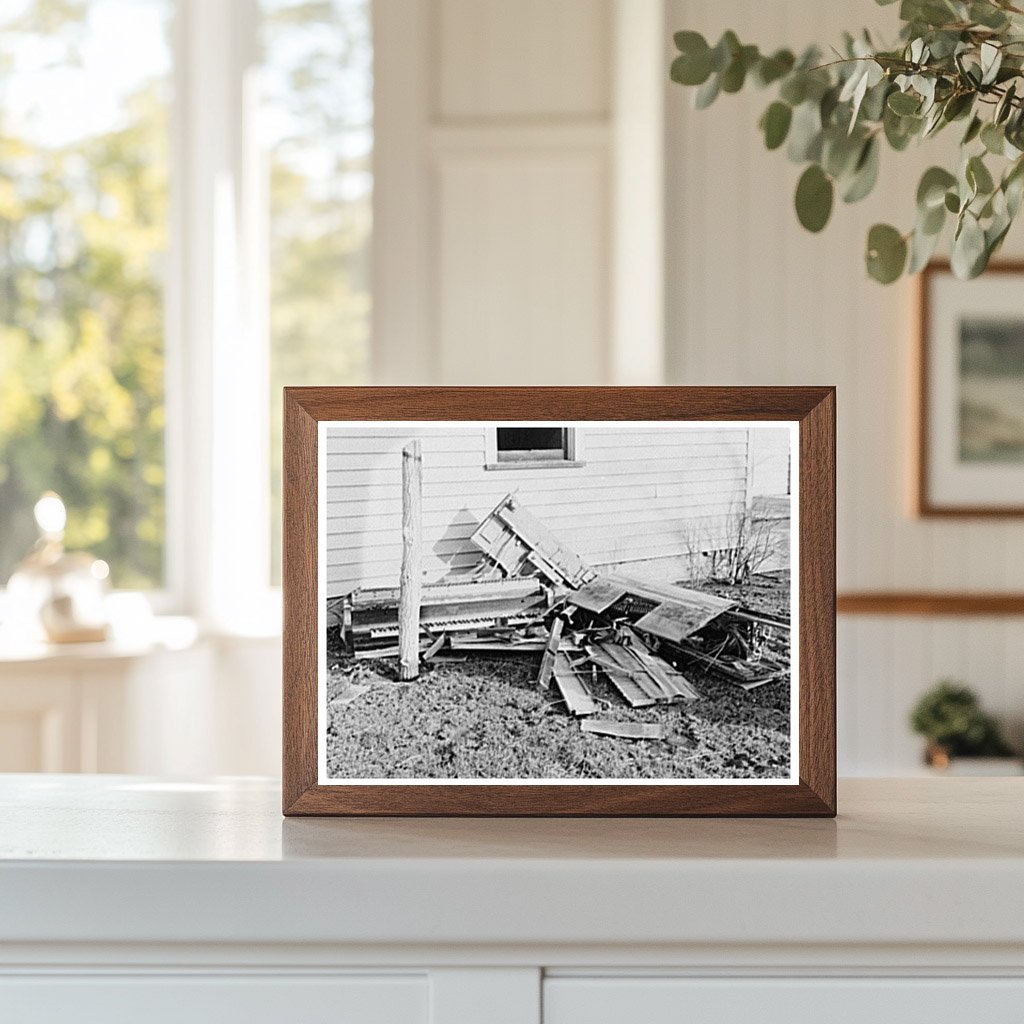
<box><xmin>162</xmin><ymin>0</ymin><xmax>277</xmax><ymax>631</ymax></box>
<box><xmin>484</xmin><ymin>427</ymin><xmax>584</xmax><ymax>471</ymax></box>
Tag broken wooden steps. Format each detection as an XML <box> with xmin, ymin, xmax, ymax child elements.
<box><xmin>340</xmin><ymin>490</ymin><xmax>790</xmax><ymax>705</ymax></box>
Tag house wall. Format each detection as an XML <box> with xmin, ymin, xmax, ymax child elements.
<box><xmin>750</xmin><ymin>429</ymin><xmax>790</xmax><ymax>499</ymax></box>
<box><xmin>324</xmin><ymin>425</ymin><xmax>760</xmax><ymax>596</ymax></box>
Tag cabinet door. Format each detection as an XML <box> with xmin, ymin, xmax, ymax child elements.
<box><xmin>0</xmin><ymin>973</ymin><xmax>427</xmax><ymax>1024</ymax></box>
<box><xmin>544</xmin><ymin>977</ymin><xmax>1024</xmax><ymax>1024</ymax></box>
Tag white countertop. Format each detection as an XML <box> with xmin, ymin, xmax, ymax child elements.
<box><xmin>2</xmin><ymin>775</ymin><xmax>1022</xmax><ymax>950</ymax></box>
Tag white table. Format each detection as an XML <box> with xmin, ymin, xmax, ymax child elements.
<box><xmin>1</xmin><ymin>776</ymin><xmax>1023</xmax><ymax>1023</ymax></box>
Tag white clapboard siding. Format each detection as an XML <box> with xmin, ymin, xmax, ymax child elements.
<box><xmin>324</xmin><ymin>425</ymin><xmax>761</xmax><ymax>595</ymax></box>
<box><xmin>750</xmin><ymin>427</ymin><xmax>791</xmax><ymax>498</ymax></box>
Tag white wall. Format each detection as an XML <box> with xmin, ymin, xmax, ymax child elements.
<box><xmin>324</xmin><ymin>425</ymin><xmax>754</xmax><ymax>595</ymax></box>
<box><xmin>373</xmin><ymin>0</ymin><xmax>666</xmax><ymax>387</ymax></box>
<box><xmin>665</xmin><ymin>0</ymin><xmax>1024</xmax><ymax>772</ymax></box>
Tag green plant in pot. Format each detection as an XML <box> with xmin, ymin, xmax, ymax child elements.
<box><xmin>909</xmin><ymin>679</ymin><xmax>1015</xmax><ymax>768</ymax></box>
<box><xmin>670</xmin><ymin>0</ymin><xmax>1024</xmax><ymax>283</ymax></box>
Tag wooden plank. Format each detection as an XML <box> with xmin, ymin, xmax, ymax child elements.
<box><xmin>422</xmin><ymin>632</ymin><xmax>446</xmax><ymax>662</ymax></box>
<box><xmin>551</xmin><ymin>653</ymin><xmax>598</xmax><ymax>716</ymax></box>
<box><xmin>352</xmin><ymin>578</ymin><xmax>543</xmax><ymax>607</ymax></box>
<box><xmin>622</xmin><ymin>632</ymin><xmax>700</xmax><ymax>700</ymax></box>
<box><xmin>567</xmin><ymin>577</ymin><xmax>628</xmax><ymax>614</ymax></box>
<box><xmin>604</xmin><ymin>571</ymin><xmax>735</xmax><ymax>614</ymax></box>
<box><xmin>537</xmin><ymin>617</ymin><xmax>564</xmax><ymax>689</ymax></box>
<box><xmin>581</xmin><ymin>719</ymin><xmax>665</xmax><ymax>740</ymax></box>
<box><xmin>584</xmin><ymin>645</ymin><xmax>657</xmax><ymax>708</ymax></box>
<box><xmin>633</xmin><ymin>601</ymin><xmax>729</xmax><ymax>645</ymax></box>
<box><xmin>448</xmin><ymin>637</ymin><xmax>549</xmax><ymax>653</ymax></box>
<box><xmin>595</xmin><ymin>642</ymin><xmax>669</xmax><ymax>701</ymax></box>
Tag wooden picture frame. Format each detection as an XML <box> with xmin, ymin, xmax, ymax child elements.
<box><xmin>917</xmin><ymin>260</ymin><xmax>1024</xmax><ymax>517</ymax></box>
<box><xmin>283</xmin><ymin>387</ymin><xmax>836</xmax><ymax>817</ymax></box>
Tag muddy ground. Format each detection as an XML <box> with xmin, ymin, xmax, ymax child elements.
<box><xmin>324</xmin><ymin>570</ymin><xmax>791</xmax><ymax>781</ymax></box>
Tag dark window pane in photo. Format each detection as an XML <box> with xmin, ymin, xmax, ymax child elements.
<box><xmin>496</xmin><ymin>427</ymin><xmax>566</xmax><ymax>461</ymax></box>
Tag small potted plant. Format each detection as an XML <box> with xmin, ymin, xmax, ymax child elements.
<box><xmin>910</xmin><ymin>680</ymin><xmax>1020</xmax><ymax>774</ymax></box>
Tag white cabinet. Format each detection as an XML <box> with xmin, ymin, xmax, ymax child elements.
<box><xmin>0</xmin><ymin>974</ymin><xmax>428</xmax><ymax>1024</ymax></box>
<box><xmin>544</xmin><ymin>977</ymin><xmax>1024</xmax><ymax>1024</ymax></box>
<box><xmin>1</xmin><ymin>777</ymin><xmax>1022</xmax><ymax>1024</ymax></box>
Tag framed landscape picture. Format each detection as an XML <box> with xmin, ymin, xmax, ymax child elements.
<box><xmin>918</xmin><ymin>262</ymin><xmax>1024</xmax><ymax>516</ymax></box>
<box><xmin>282</xmin><ymin>387</ymin><xmax>835</xmax><ymax>816</ymax></box>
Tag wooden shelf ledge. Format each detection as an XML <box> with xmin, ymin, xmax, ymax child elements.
<box><xmin>837</xmin><ymin>593</ymin><xmax>1024</xmax><ymax>616</ymax></box>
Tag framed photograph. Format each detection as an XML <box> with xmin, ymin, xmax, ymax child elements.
<box><xmin>283</xmin><ymin>387</ymin><xmax>835</xmax><ymax>816</ymax></box>
<box><xmin>918</xmin><ymin>261</ymin><xmax>1024</xmax><ymax>516</ymax></box>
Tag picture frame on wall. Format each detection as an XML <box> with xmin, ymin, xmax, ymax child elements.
<box><xmin>918</xmin><ymin>261</ymin><xmax>1024</xmax><ymax>517</ymax></box>
<box><xmin>282</xmin><ymin>387</ymin><xmax>836</xmax><ymax>817</ymax></box>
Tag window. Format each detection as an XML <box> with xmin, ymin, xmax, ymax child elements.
<box><xmin>489</xmin><ymin>427</ymin><xmax>580</xmax><ymax>468</ymax></box>
<box><xmin>0</xmin><ymin>0</ymin><xmax>172</xmax><ymax>589</ymax></box>
<box><xmin>0</xmin><ymin>0</ymin><xmax>373</xmax><ymax>621</ymax></box>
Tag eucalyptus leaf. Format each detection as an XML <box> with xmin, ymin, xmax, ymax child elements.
<box><xmin>760</xmin><ymin>101</ymin><xmax>793</xmax><ymax>150</ymax></box>
<box><xmin>995</xmin><ymin>83</ymin><xmax>1017</xmax><ymax>125</ymax></box>
<box><xmin>795</xmin><ymin>164</ymin><xmax>834</xmax><ymax>232</ymax></box>
<box><xmin>754</xmin><ymin>49</ymin><xmax>795</xmax><ymax>87</ymax></box>
<box><xmin>981</xmin><ymin>121</ymin><xmax>1006</xmax><ymax>155</ymax></box>
<box><xmin>787</xmin><ymin>100</ymin><xmax>823</xmax><ymax>162</ymax></box>
<box><xmin>721</xmin><ymin>44</ymin><xmax>759</xmax><ymax>93</ymax></box>
<box><xmin>970</xmin><ymin>2</ymin><xmax>1009</xmax><ymax>29</ymax></box>
<box><xmin>884</xmin><ymin>106</ymin><xmax>922</xmax><ymax>150</ymax></box>
<box><xmin>671</xmin><ymin>48</ymin><xmax>712</xmax><ymax>87</ymax></box>
<box><xmin>866</xmin><ymin>223</ymin><xmax>908</xmax><ymax>283</ymax></box>
<box><xmin>942</xmin><ymin>91</ymin><xmax>974</xmax><ymax>122</ymax></box>
<box><xmin>967</xmin><ymin>154</ymin><xmax>995</xmax><ymax>195</ymax></box>
<box><xmin>917</xmin><ymin>166</ymin><xmax>957</xmax><ymax>210</ymax></box>
<box><xmin>962</xmin><ymin>115</ymin><xmax>983</xmax><ymax>145</ymax></box>
<box><xmin>820</xmin><ymin>85</ymin><xmax>841</xmax><ymax>126</ymax></box>
<box><xmin>710</xmin><ymin>31</ymin><xmax>740</xmax><ymax>73</ymax></box>
<box><xmin>779</xmin><ymin>73</ymin><xmax>807</xmax><ymax>106</ymax></box>
<box><xmin>888</xmin><ymin>90</ymin><xmax>921</xmax><ymax>115</ymax></box>
<box><xmin>694</xmin><ymin>73</ymin><xmax>721</xmax><ymax>109</ymax></box>
<box><xmin>861</xmin><ymin>79</ymin><xmax>892</xmax><ymax>122</ymax></box>
<box><xmin>920</xmin><ymin>199</ymin><xmax>946</xmax><ymax>235</ymax></box>
<box><xmin>914</xmin><ymin>75</ymin><xmax>937</xmax><ymax>111</ymax></box>
<box><xmin>922</xmin><ymin>107</ymin><xmax>942</xmax><ymax>137</ymax></box>
<box><xmin>842</xmin><ymin>137</ymin><xmax>881</xmax><ymax>203</ymax></box>
<box><xmin>980</xmin><ymin>42</ymin><xmax>1003</xmax><ymax>86</ymax></box>
<box><xmin>908</xmin><ymin>222</ymin><xmax>942</xmax><ymax>273</ymax></box>
<box><xmin>822</xmin><ymin>128</ymin><xmax>863</xmax><ymax>178</ymax></box>
<box><xmin>951</xmin><ymin>211</ymin><xmax>987</xmax><ymax>278</ymax></box>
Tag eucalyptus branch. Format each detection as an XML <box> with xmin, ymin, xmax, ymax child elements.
<box><xmin>670</xmin><ymin>0</ymin><xmax>1024</xmax><ymax>283</ymax></box>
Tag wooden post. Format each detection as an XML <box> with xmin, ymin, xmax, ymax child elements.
<box><xmin>398</xmin><ymin>440</ymin><xmax>423</xmax><ymax>680</ymax></box>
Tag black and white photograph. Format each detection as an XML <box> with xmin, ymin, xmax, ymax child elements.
<box><xmin>318</xmin><ymin>421</ymin><xmax>797</xmax><ymax>784</ymax></box>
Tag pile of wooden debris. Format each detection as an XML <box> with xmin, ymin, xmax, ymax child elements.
<box><xmin>331</xmin><ymin>494</ymin><xmax>790</xmax><ymax>740</ymax></box>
